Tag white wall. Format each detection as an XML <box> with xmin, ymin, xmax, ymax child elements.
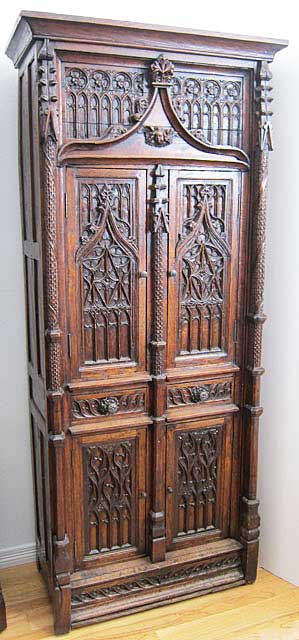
<box><xmin>0</xmin><ymin>0</ymin><xmax>298</xmax><ymax>581</ymax></box>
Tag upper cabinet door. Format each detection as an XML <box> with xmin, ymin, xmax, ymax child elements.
<box><xmin>66</xmin><ymin>168</ymin><xmax>147</xmax><ymax>379</ymax></box>
<box><xmin>167</xmin><ymin>169</ymin><xmax>240</xmax><ymax>370</ymax></box>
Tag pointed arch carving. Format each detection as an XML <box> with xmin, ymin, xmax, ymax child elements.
<box><xmin>176</xmin><ymin>183</ymin><xmax>231</xmax><ymax>355</ymax></box>
<box><xmin>76</xmin><ymin>183</ymin><xmax>138</xmax><ymax>364</ymax></box>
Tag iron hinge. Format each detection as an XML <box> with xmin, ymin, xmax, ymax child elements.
<box><xmin>233</xmin><ymin>319</ymin><xmax>238</xmax><ymax>343</ymax></box>
<box><xmin>64</xmin><ymin>192</ymin><xmax>68</xmax><ymax>219</ymax></box>
<box><xmin>67</xmin><ymin>333</ymin><xmax>72</xmax><ymax>358</ymax></box>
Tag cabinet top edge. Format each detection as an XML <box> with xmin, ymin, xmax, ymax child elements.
<box><xmin>6</xmin><ymin>10</ymin><xmax>288</xmax><ymax>68</ymax></box>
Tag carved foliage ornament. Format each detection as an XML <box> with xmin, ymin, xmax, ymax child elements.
<box><xmin>72</xmin><ymin>392</ymin><xmax>145</xmax><ymax>419</ymax></box>
<box><xmin>168</xmin><ymin>381</ymin><xmax>232</xmax><ymax>407</ymax></box>
<box><xmin>151</xmin><ymin>55</ymin><xmax>174</xmax><ymax>85</ymax></box>
<box><xmin>71</xmin><ymin>555</ymin><xmax>241</xmax><ymax>605</ymax></box>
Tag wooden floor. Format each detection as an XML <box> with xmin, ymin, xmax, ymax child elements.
<box><xmin>0</xmin><ymin>564</ymin><xmax>299</xmax><ymax>639</ymax></box>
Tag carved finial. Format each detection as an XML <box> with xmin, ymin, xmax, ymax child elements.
<box><xmin>255</xmin><ymin>61</ymin><xmax>273</xmax><ymax>151</ymax></box>
<box><xmin>38</xmin><ymin>39</ymin><xmax>58</xmax><ymax>141</ymax></box>
<box><xmin>149</xmin><ymin>165</ymin><xmax>169</xmax><ymax>233</ymax></box>
<box><xmin>150</xmin><ymin>55</ymin><xmax>174</xmax><ymax>86</ymax></box>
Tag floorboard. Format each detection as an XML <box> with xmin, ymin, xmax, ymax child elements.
<box><xmin>0</xmin><ymin>565</ymin><xmax>298</xmax><ymax>639</ymax></box>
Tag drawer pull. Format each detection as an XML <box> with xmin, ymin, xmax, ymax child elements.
<box><xmin>98</xmin><ymin>397</ymin><xmax>119</xmax><ymax>415</ymax></box>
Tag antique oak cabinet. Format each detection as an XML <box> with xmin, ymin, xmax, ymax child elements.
<box><xmin>6</xmin><ymin>12</ymin><xmax>287</xmax><ymax>634</ymax></box>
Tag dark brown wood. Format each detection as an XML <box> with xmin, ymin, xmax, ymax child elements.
<box><xmin>6</xmin><ymin>11</ymin><xmax>287</xmax><ymax>635</ymax></box>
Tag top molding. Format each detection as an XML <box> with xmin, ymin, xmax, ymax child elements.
<box><xmin>6</xmin><ymin>11</ymin><xmax>288</xmax><ymax>68</ymax></box>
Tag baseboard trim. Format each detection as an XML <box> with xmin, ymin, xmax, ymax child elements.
<box><xmin>0</xmin><ymin>543</ymin><xmax>36</xmax><ymax>568</ymax></box>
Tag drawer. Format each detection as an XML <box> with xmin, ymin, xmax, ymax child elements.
<box><xmin>167</xmin><ymin>376</ymin><xmax>234</xmax><ymax>410</ymax></box>
<box><xmin>70</xmin><ymin>386</ymin><xmax>149</xmax><ymax>424</ymax></box>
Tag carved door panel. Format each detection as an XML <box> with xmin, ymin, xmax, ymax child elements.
<box><xmin>73</xmin><ymin>427</ymin><xmax>148</xmax><ymax>569</ymax></box>
<box><xmin>166</xmin><ymin>417</ymin><xmax>232</xmax><ymax>551</ymax></box>
<box><xmin>167</xmin><ymin>169</ymin><xmax>240</xmax><ymax>369</ymax></box>
<box><xmin>66</xmin><ymin>168</ymin><xmax>147</xmax><ymax>378</ymax></box>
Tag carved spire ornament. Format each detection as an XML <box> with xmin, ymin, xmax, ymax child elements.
<box><xmin>255</xmin><ymin>61</ymin><xmax>273</xmax><ymax>152</ymax></box>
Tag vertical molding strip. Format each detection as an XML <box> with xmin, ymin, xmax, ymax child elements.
<box><xmin>242</xmin><ymin>60</ymin><xmax>273</xmax><ymax>581</ymax></box>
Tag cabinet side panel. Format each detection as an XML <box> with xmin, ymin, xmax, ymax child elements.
<box><xmin>19</xmin><ymin>50</ymin><xmax>52</xmax><ymax>580</ymax></box>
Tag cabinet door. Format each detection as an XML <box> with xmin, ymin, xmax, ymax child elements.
<box><xmin>73</xmin><ymin>427</ymin><xmax>148</xmax><ymax>569</ymax></box>
<box><xmin>66</xmin><ymin>168</ymin><xmax>147</xmax><ymax>378</ymax></box>
<box><xmin>167</xmin><ymin>169</ymin><xmax>240</xmax><ymax>369</ymax></box>
<box><xmin>166</xmin><ymin>417</ymin><xmax>232</xmax><ymax>551</ymax></box>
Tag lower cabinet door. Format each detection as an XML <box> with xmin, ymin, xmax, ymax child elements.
<box><xmin>166</xmin><ymin>416</ymin><xmax>232</xmax><ymax>550</ymax></box>
<box><xmin>73</xmin><ymin>427</ymin><xmax>148</xmax><ymax>569</ymax></box>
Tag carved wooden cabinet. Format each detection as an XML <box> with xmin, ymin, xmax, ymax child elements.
<box><xmin>6</xmin><ymin>12</ymin><xmax>287</xmax><ymax>634</ymax></box>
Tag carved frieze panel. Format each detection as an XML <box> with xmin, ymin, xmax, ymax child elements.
<box><xmin>71</xmin><ymin>555</ymin><xmax>241</xmax><ymax>606</ymax></box>
<box><xmin>169</xmin><ymin>72</ymin><xmax>244</xmax><ymax>148</ymax></box>
<box><xmin>83</xmin><ymin>439</ymin><xmax>136</xmax><ymax>555</ymax></box>
<box><xmin>72</xmin><ymin>390</ymin><xmax>146</xmax><ymax>420</ymax></box>
<box><xmin>168</xmin><ymin>381</ymin><xmax>232</xmax><ymax>407</ymax></box>
<box><xmin>174</xmin><ymin>427</ymin><xmax>221</xmax><ymax>537</ymax></box>
<box><xmin>176</xmin><ymin>183</ymin><xmax>231</xmax><ymax>356</ymax></box>
<box><xmin>63</xmin><ymin>64</ymin><xmax>152</xmax><ymax>139</ymax></box>
<box><xmin>76</xmin><ymin>181</ymin><xmax>139</xmax><ymax>365</ymax></box>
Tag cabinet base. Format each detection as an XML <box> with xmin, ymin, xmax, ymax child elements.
<box><xmin>69</xmin><ymin>538</ymin><xmax>246</xmax><ymax>629</ymax></box>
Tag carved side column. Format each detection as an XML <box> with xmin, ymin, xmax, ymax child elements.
<box><xmin>149</xmin><ymin>164</ymin><xmax>169</xmax><ymax>562</ymax></box>
<box><xmin>241</xmin><ymin>61</ymin><xmax>273</xmax><ymax>582</ymax></box>
<box><xmin>38</xmin><ymin>39</ymin><xmax>71</xmax><ymax>632</ymax></box>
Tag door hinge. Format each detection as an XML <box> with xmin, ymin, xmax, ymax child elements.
<box><xmin>237</xmin><ymin>181</ymin><xmax>242</xmax><ymax>218</ymax></box>
<box><xmin>64</xmin><ymin>192</ymin><xmax>68</xmax><ymax>219</ymax></box>
<box><xmin>233</xmin><ymin>319</ymin><xmax>238</xmax><ymax>343</ymax></box>
<box><xmin>67</xmin><ymin>333</ymin><xmax>72</xmax><ymax>358</ymax></box>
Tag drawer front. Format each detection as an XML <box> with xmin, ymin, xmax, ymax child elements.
<box><xmin>71</xmin><ymin>386</ymin><xmax>149</xmax><ymax>423</ymax></box>
<box><xmin>167</xmin><ymin>376</ymin><xmax>233</xmax><ymax>409</ymax></box>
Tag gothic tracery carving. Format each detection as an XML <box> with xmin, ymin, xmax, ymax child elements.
<box><xmin>84</xmin><ymin>440</ymin><xmax>135</xmax><ymax>554</ymax></box>
<box><xmin>176</xmin><ymin>184</ymin><xmax>230</xmax><ymax>355</ymax></box>
<box><xmin>175</xmin><ymin>427</ymin><xmax>221</xmax><ymax>536</ymax></box>
<box><xmin>77</xmin><ymin>183</ymin><xmax>138</xmax><ymax>364</ymax></box>
<box><xmin>64</xmin><ymin>65</ymin><xmax>151</xmax><ymax>139</ymax></box>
